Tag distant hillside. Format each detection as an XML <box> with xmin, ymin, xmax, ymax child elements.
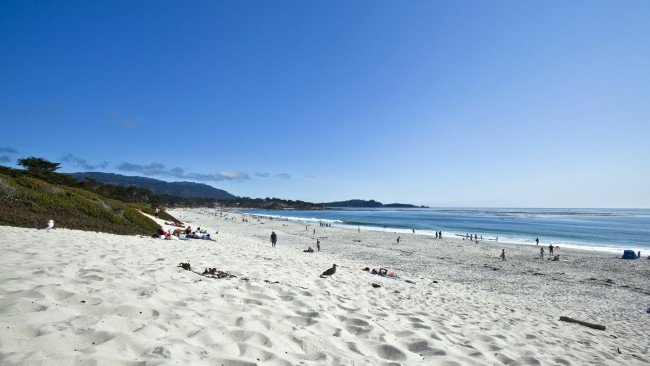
<box><xmin>70</xmin><ymin>172</ymin><xmax>236</xmax><ymax>200</ymax></box>
<box><xmin>322</xmin><ymin>199</ymin><xmax>428</xmax><ymax>208</ymax></box>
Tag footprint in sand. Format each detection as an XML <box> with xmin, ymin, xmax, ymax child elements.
<box><xmin>38</xmin><ymin>287</ymin><xmax>74</xmax><ymax>301</ymax></box>
<box><xmin>249</xmin><ymin>292</ymin><xmax>275</xmax><ymax>300</ymax></box>
<box><xmin>289</xmin><ymin>335</ymin><xmax>323</xmax><ymax>355</ymax></box>
<box><xmin>346</xmin><ymin>341</ymin><xmax>366</xmax><ymax>355</ymax></box>
<box><xmin>395</xmin><ymin>330</ymin><xmax>416</xmax><ymax>338</ymax></box>
<box><xmin>85</xmin><ymin>330</ymin><xmax>114</xmax><ymax>347</ymax></box>
<box><xmin>295</xmin><ymin>310</ymin><xmax>319</xmax><ymax>319</ymax></box>
<box><xmin>68</xmin><ymin>329</ymin><xmax>114</xmax><ymax>350</ymax></box>
<box><xmin>1</xmin><ymin>301</ymin><xmax>47</xmax><ymax>314</ymax></box>
<box><xmin>406</xmin><ymin>339</ymin><xmax>429</xmax><ymax>352</ymax></box>
<box><xmin>147</xmin><ymin>345</ymin><xmax>171</xmax><ymax>359</ymax></box>
<box><xmin>80</xmin><ymin>274</ymin><xmax>105</xmax><ymax>282</ymax></box>
<box><xmin>553</xmin><ymin>357</ymin><xmax>571</xmax><ymax>365</ymax></box>
<box><xmin>345</xmin><ymin>318</ymin><xmax>370</xmax><ymax>327</ymax></box>
<box><xmin>411</xmin><ymin>322</ymin><xmax>431</xmax><ymax>329</ymax></box>
<box><xmin>404</xmin><ymin>339</ymin><xmax>447</xmax><ymax>356</ymax></box>
<box><xmin>374</xmin><ymin>343</ymin><xmax>407</xmax><ymax>361</ymax></box>
<box><xmin>227</xmin><ymin>329</ymin><xmax>272</xmax><ymax>347</ymax></box>
<box><xmin>519</xmin><ymin>356</ymin><xmax>542</xmax><ymax>365</ymax></box>
<box><xmin>237</xmin><ymin>344</ymin><xmax>290</xmax><ymax>365</ymax></box>
<box><xmin>243</xmin><ymin>298</ymin><xmax>263</xmax><ymax>306</ymax></box>
<box><xmin>10</xmin><ymin>326</ymin><xmax>43</xmax><ymax>338</ymax></box>
<box><xmin>345</xmin><ymin>325</ymin><xmax>371</xmax><ymax>336</ymax></box>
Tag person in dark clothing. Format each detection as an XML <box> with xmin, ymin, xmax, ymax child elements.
<box><xmin>270</xmin><ymin>231</ymin><xmax>277</xmax><ymax>248</ymax></box>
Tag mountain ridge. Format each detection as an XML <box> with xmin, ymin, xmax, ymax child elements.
<box><xmin>69</xmin><ymin>172</ymin><xmax>236</xmax><ymax>200</ymax></box>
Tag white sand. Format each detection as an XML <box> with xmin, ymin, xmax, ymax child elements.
<box><xmin>0</xmin><ymin>207</ymin><xmax>648</xmax><ymax>365</ymax></box>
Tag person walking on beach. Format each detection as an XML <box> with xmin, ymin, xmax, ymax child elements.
<box><xmin>536</xmin><ymin>237</ymin><xmax>539</xmax><ymax>245</ymax></box>
<box><xmin>540</xmin><ymin>247</ymin><xmax>545</xmax><ymax>259</ymax></box>
<box><xmin>500</xmin><ymin>249</ymin><xmax>506</xmax><ymax>261</ymax></box>
<box><xmin>396</xmin><ymin>236</ymin><xmax>401</xmax><ymax>244</ymax></box>
<box><xmin>316</xmin><ymin>239</ymin><xmax>321</xmax><ymax>252</ymax></box>
<box><xmin>549</xmin><ymin>244</ymin><xmax>554</xmax><ymax>255</ymax></box>
<box><xmin>313</xmin><ymin>228</ymin><xmax>316</xmax><ymax>235</ymax></box>
<box><xmin>270</xmin><ymin>231</ymin><xmax>277</xmax><ymax>248</ymax></box>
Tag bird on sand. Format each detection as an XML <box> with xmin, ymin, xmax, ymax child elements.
<box><xmin>320</xmin><ymin>264</ymin><xmax>337</xmax><ymax>278</ymax></box>
<box><xmin>45</xmin><ymin>219</ymin><xmax>54</xmax><ymax>231</ymax></box>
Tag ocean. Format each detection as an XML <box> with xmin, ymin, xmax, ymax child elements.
<box><xmin>240</xmin><ymin>208</ymin><xmax>650</xmax><ymax>252</ymax></box>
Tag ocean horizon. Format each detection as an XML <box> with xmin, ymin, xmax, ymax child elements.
<box><xmin>241</xmin><ymin>207</ymin><xmax>650</xmax><ymax>253</ymax></box>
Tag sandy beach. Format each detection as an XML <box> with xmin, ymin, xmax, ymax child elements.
<box><xmin>0</xmin><ymin>207</ymin><xmax>648</xmax><ymax>365</ymax></box>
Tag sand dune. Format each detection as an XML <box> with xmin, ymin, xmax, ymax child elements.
<box><xmin>0</xmin><ymin>208</ymin><xmax>648</xmax><ymax>365</ymax></box>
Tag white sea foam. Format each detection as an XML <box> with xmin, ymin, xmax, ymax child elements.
<box><xmin>333</xmin><ymin>224</ymin><xmax>639</xmax><ymax>253</ymax></box>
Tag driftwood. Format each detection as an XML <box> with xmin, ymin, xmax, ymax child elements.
<box><xmin>559</xmin><ymin>316</ymin><xmax>606</xmax><ymax>331</ymax></box>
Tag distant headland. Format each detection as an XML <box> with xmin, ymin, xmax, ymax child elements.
<box><xmin>321</xmin><ymin>199</ymin><xmax>429</xmax><ymax>209</ymax></box>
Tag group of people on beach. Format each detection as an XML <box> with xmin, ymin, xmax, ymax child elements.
<box><xmin>464</xmin><ymin>233</ymin><xmax>482</xmax><ymax>241</ymax></box>
<box><xmin>435</xmin><ymin>231</ymin><xmax>443</xmax><ymax>239</ymax></box>
<box><xmin>540</xmin><ymin>244</ymin><xmax>560</xmax><ymax>259</ymax></box>
<box><xmin>318</xmin><ymin>222</ymin><xmax>331</xmax><ymax>227</ymax></box>
<box><xmin>302</xmin><ymin>239</ymin><xmax>322</xmax><ymax>253</ymax></box>
<box><xmin>497</xmin><ymin>239</ymin><xmax>563</xmax><ymax>262</ymax></box>
<box><xmin>152</xmin><ymin>225</ymin><xmax>214</xmax><ymax>241</ymax></box>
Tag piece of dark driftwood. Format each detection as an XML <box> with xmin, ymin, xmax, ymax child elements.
<box><xmin>559</xmin><ymin>316</ymin><xmax>606</xmax><ymax>331</ymax></box>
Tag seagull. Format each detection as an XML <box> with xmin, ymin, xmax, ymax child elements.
<box><xmin>45</xmin><ymin>219</ymin><xmax>54</xmax><ymax>231</ymax></box>
<box><xmin>320</xmin><ymin>264</ymin><xmax>337</xmax><ymax>278</ymax></box>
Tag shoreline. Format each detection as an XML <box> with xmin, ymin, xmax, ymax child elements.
<box><xmin>237</xmin><ymin>210</ymin><xmax>647</xmax><ymax>254</ymax></box>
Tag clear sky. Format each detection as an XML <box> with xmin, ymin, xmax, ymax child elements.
<box><xmin>1</xmin><ymin>1</ymin><xmax>649</xmax><ymax>207</ymax></box>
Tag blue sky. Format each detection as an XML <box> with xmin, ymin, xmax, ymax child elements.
<box><xmin>1</xmin><ymin>1</ymin><xmax>649</xmax><ymax>207</ymax></box>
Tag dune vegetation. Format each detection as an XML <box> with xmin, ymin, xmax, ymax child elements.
<box><xmin>0</xmin><ymin>163</ymin><xmax>178</xmax><ymax>235</ymax></box>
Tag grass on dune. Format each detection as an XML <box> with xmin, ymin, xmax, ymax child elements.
<box><xmin>0</xmin><ymin>172</ymin><xmax>173</xmax><ymax>235</ymax></box>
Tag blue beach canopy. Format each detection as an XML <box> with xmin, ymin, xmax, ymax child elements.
<box><xmin>621</xmin><ymin>250</ymin><xmax>638</xmax><ymax>260</ymax></box>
